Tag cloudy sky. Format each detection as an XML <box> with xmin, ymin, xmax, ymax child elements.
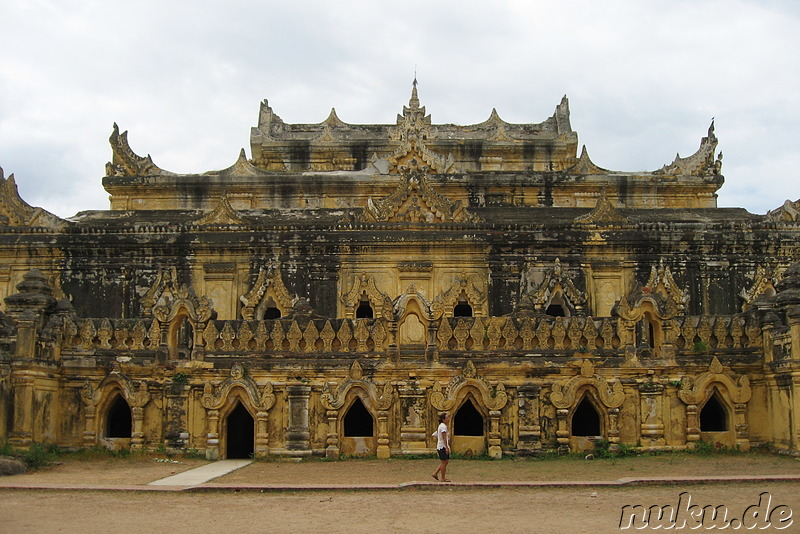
<box><xmin>1</xmin><ymin>0</ymin><xmax>798</xmax><ymax>218</ymax></box>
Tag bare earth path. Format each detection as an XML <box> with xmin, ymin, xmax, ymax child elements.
<box><xmin>2</xmin><ymin>453</ymin><xmax>800</xmax><ymax>533</ymax></box>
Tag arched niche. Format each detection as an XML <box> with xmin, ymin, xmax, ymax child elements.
<box><xmin>678</xmin><ymin>357</ymin><xmax>751</xmax><ymax>450</ymax></box>
<box><xmin>568</xmin><ymin>389</ymin><xmax>605</xmax><ymax>452</ymax></box>
<box><xmin>451</xmin><ymin>392</ymin><xmax>487</xmax><ymax>456</ymax></box>
<box><xmin>550</xmin><ymin>360</ymin><xmax>624</xmax><ymax>453</ymax></box>
<box><xmin>224</xmin><ymin>399</ymin><xmax>255</xmax><ymax>459</ymax></box>
<box><xmin>320</xmin><ymin>362</ymin><xmax>394</xmax><ymax>459</ymax></box>
<box><xmin>200</xmin><ymin>364</ymin><xmax>276</xmax><ymax>460</ymax></box>
<box><xmin>429</xmin><ymin>361</ymin><xmax>508</xmax><ymax>458</ymax></box>
<box><xmin>105</xmin><ymin>392</ymin><xmax>132</xmax><ymax>439</ymax></box>
<box><xmin>81</xmin><ymin>371</ymin><xmax>151</xmax><ymax>452</ymax></box>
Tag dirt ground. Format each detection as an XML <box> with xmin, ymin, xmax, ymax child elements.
<box><xmin>2</xmin><ymin>453</ymin><xmax>800</xmax><ymax>533</ymax></box>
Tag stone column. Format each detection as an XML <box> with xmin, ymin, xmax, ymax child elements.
<box><xmin>685</xmin><ymin>404</ymin><xmax>700</xmax><ymax>448</ymax></box>
<box><xmin>205</xmin><ymin>409</ymin><xmax>220</xmax><ymax>460</ymax></box>
<box><xmin>325</xmin><ymin>409</ymin><xmax>340</xmax><ymax>459</ymax></box>
<box><xmin>376</xmin><ymin>410</ymin><xmax>390</xmax><ymax>459</ymax></box>
<box><xmin>286</xmin><ymin>384</ymin><xmax>311</xmax><ymax>455</ymax></box>
<box><xmin>255</xmin><ymin>411</ymin><xmax>269</xmax><ymax>457</ymax></box>
<box><xmin>9</xmin><ymin>373</ymin><xmax>34</xmax><ymax>447</ymax></box>
<box><xmin>398</xmin><ymin>387</ymin><xmax>427</xmax><ymax>454</ymax></box>
<box><xmin>130</xmin><ymin>406</ymin><xmax>145</xmax><ymax>450</ymax></box>
<box><xmin>639</xmin><ymin>383</ymin><xmax>665</xmax><ymax>447</ymax></box>
<box><xmin>488</xmin><ymin>409</ymin><xmax>502</xmax><ymax>459</ymax></box>
<box><xmin>734</xmin><ymin>402</ymin><xmax>750</xmax><ymax>451</ymax></box>
<box><xmin>516</xmin><ymin>385</ymin><xmax>542</xmax><ymax>453</ymax></box>
<box><xmin>556</xmin><ymin>408</ymin><xmax>570</xmax><ymax>454</ymax></box>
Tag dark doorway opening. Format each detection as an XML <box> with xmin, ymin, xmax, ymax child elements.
<box><xmin>453</xmin><ymin>301</ymin><xmax>473</xmax><ymax>317</ymax></box>
<box><xmin>107</xmin><ymin>395</ymin><xmax>132</xmax><ymax>438</ymax></box>
<box><xmin>226</xmin><ymin>403</ymin><xmax>255</xmax><ymax>459</ymax></box>
<box><xmin>454</xmin><ymin>398</ymin><xmax>484</xmax><ymax>436</ymax></box>
<box><xmin>356</xmin><ymin>300</ymin><xmax>374</xmax><ymax>319</ymax></box>
<box><xmin>572</xmin><ymin>396</ymin><xmax>601</xmax><ymax>436</ymax></box>
<box><xmin>343</xmin><ymin>397</ymin><xmax>374</xmax><ymax>437</ymax></box>
<box><xmin>700</xmin><ymin>393</ymin><xmax>728</xmax><ymax>431</ymax></box>
<box><xmin>264</xmin><ymin>307</ymin><xmax>281</xmax><ymax>319</ymax></box>
<box><xmin>545</xmin><ymin>304</ymin><xmax>566</xmax><ymax>317</ymax></box>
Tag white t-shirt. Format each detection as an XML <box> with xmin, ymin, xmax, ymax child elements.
<box><xmin>436</xmin><ymin>421</ymin><xmax>449</xmax><ymax>449</ymax></box>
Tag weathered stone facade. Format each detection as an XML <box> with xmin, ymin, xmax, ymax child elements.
<box><xmin>1</xmin><ymin>82</ymin><xmax>800</xmax><ymax>459</ymax></box>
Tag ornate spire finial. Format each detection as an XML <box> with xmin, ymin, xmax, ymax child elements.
<box><xmin>409</xmin><ymin>77</ymin><xmax>420</xmax><ymax>109</ymax></box>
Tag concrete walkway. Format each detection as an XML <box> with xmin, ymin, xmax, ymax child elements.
<box><xmin>147</xmin><ymin>459</ymin><xmax>253</xmax><ymax>486</ymax></box>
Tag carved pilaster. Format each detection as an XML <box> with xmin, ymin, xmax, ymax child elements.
<box><xmin>286</xmin><ymin>384</ymin><xmax>312</xmax><ymax>454</ymax></box>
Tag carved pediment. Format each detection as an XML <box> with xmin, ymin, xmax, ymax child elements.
<box><xmin>550</xmin><ymin>360</ymin><xmax>625</xmax><ymax>409</ymax></box>
<box><xmin>574</xmin><ymin>189</ymin><xmax>628</xmax><ymax>224</ymax></box>
<box><xmin>429</xmin><ymin>360</ymin><xmax>508</xmax><ymax>412</ymax></box>
<box><xmin>239</xmin><ymin>264</ymin><xmax>294</xmax><ymax>320</ymax></box>
<box><xmin>320</xmin><ymin>360</ymin><xmax>394</xmax><ymax>411</ymax></box>
<box><xmin>341</xmin><ymin>273</ymin><xmax>394</xmax><ymax>319</ymax></box>
<box><xmin>105</xmin><ymin>123</ymin><xmax>172</xmax><ymax>177</ymax></box>
<box><xmin>567</xmin><ymin>146</ymin><xmax>609</xmax><ymax>175</ymax></box>
<box><xmin>193</xmin><ymin>195</ymin><xmax>247</xmax><ymax>226</ymax></box>
<box><xmin>519</xmin><ymin>258</ymin><xmax>586</xmax><ymax>315</ymax></box>
<box><xmin>355</xmin><ymin>159</ymin><xmax>480</xmax><ymax>223</ymax></box>
<box><xmin>201</xmin><ymin>363</ymin><xmax>276</xmax><ymax>411</ymax></box>
<box><xmin>432</xmin><ymin>273</ymin><xmax>487</xmax><ymax>319</ymax></box>
<box><xmin>141</xmin><ymin>266</ymin><xmax>214</xmax><ymax>323</ymax></box>
<box><xmin>643</xmin><ymin>260</ymin><xmax>689</xmax><ymax>315</ymax></box>
<box><xmin>678</xmin><ymin>356</ymin><xmax>751</xmax><ymax>405</ymax></box>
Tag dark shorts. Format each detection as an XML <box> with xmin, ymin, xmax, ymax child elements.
<box><xmin>437</xmin><ymin>447</ymin><xmax>449</xmax><ymax>461</ymax></box>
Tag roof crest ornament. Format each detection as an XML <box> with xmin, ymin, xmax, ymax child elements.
<box><xmin>0</xmin><ymin>166</ymin><xmax>65</xmax><ymax>228</ymax></box>
<box><xmin>106</xmin><ymin>123</ymin><xmax>173</xmax><ymax>177</ymax></box>
<box><xmin>654</xmin><ymin>119</ymin><xmax>722</xmax><ymax>177</ymax></box>
<box><xmin>387</xmin><ymin>80</ymin><xmax>455</xmax><ymax>173</ymax></box>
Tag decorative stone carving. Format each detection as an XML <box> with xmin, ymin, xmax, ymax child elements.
<box><xmin>320</xmin><ymin>360</ymin><xmax>395</xmax><ymax>458</ymax></box>
<box><xmin>574</xmin><ymin>189</ymin><xmax>628</xmax><ymax>224</ymax></box>
<box><xmin>428</xmin><ymin>360</ymin><xmax>508</xmax><ymax>458</ymax></box>
<box><xmin>193</xmin><ymin>195</ymin><xmax>247</xmax><ymax>226</ymax></box>
<box><xmin>80</xmin><ymin>370</ymin><xmax>151</xmax><ymax>450</ymax></box>
<box><xmin>239</xmin><ymin>264</ymin><xmax>294</xmax><ymax>320</ymax></box>
<box><xmin>341</xmin><ymin>273</ymin><xmax>394</xmax><ymax>319</ymax></box>
<box><xmin>432</xmin><ymin>273</ymin><xmax>487</xmax><ymax>319</ymax></box>
<box><xmin>105</xmin><ymin>123</ymin><xmax>171</xmax><ymax>177</ymax></box>
<box><xmin>355</xmin><ymin>159</ymin><xmax>481</xmax><ymax>223</ymax></box>
<box><xmin>654</xmin><ymin>120</ymin><xmax>721</xmax><ymax>177</ymax></box>
<box><xmin>741</xmin><ymin>264</ymin><xmax>779</xmax><ymax>311</ymax></box>
<box><xmin>387</xmin><ymin>79</ymin><xmax>455</xmax><ymax>174</ymax></box>
<box><xmin>518</xmin><ymin>258</ymin><xmax>586</xmax><ymax>315</ymax></box>
<box><xmin>550</xmin><ymin>360</ymin><xmax>625</xmax><ymax>410</ymax></box>
<box><xmin>766</xmin><ymin>199</ymin><xmax>800</xmax><ymax>222</ymax></box>
<box><xmin>0</xmin><ymin>167</ymin><xmax>64</xmax><ymax>228</ymax></box>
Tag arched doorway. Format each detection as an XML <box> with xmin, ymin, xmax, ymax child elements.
<box><xmin>106</xmin><ymin>394</ymin><xmax>132</xmax><ymax>438</ymax></box>
<box><xmin>570</xmin><ymin>393</ymin><xmax>602</xmax><ymax>451</ymax></box>
<box><xmin>699</xmin><ymin>389</ymin><xmax>734</xmax><ymax>447</ymax></box>
<box><xmin>452</xmin><ymin>396</ymin><xmax>486</xmax><ymax>456</ymax></box>
<box><xmin>340</xmin><ymin>396</ymin><xmax>376</xmax><ymax>456</ymax></box>
<box><xmin>226</xmin><ymin>402</ymin><xmax>255</xmax><ymax>459</ymax></box>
